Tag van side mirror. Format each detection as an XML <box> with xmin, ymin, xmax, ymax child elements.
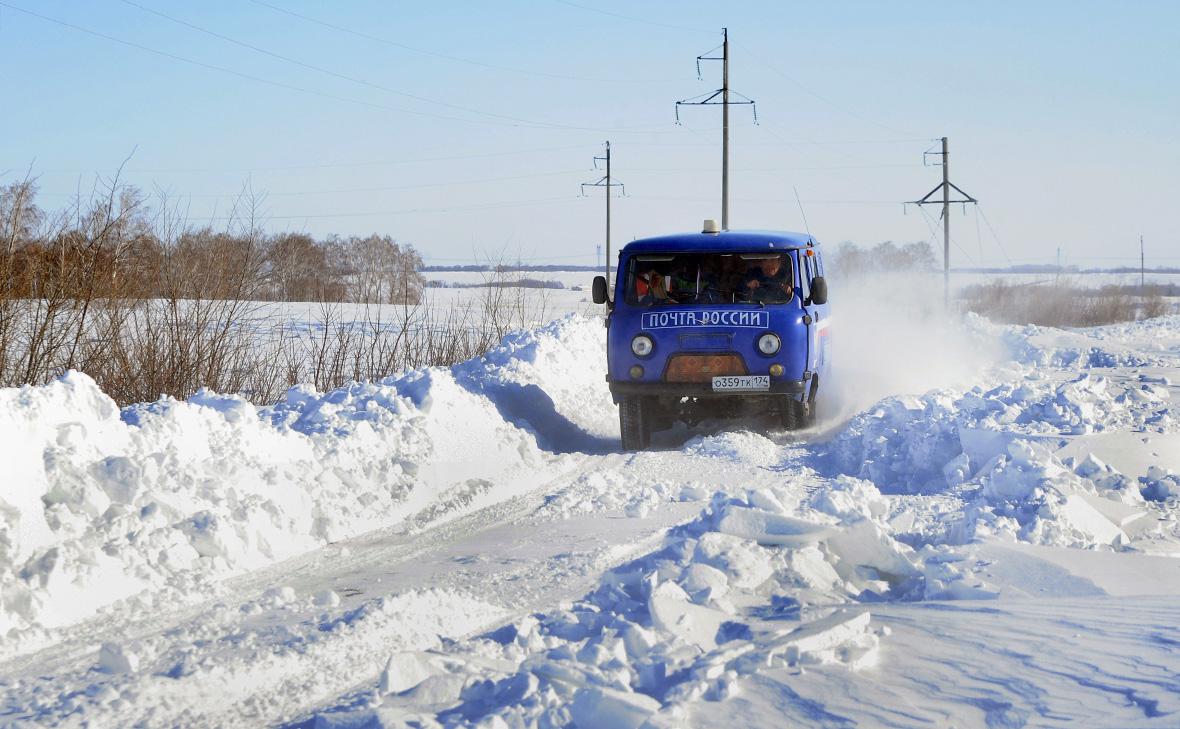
<box><xmin>809</xmin><ymin>276</ymin><xmax>828</xmax><ymax>305</ymax></box>
<box><xmin>592</xmin><ymin>275</ymin><xmax>609</xmax><ymax>305</ymax></box>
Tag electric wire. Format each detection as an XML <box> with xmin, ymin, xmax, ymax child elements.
<box><xmin>737</xmin><ymin>43</ymin><xmax>921</xmax><ymax>138</ymax></box>
<box><xmin>36</xmin><ymin>144</ymin><xmax>595</xmax><ymax>175</ymax></box>
<box><xmin>977</xmin><ymin>205</ymin><xmax>1014</xmax><ymax>265</ymax></box>
<box><xmin>917</xmin><ymin>204</ymin><xmax>976</xmax><ymax>264</ymax></box>
<box><xmin>0</xmin><ymin>2</ymin><xmax>531</xmax><ymax>129</ymax></box>
<box><xmin>118</xmin><ymin>0</ymin><xmax>549</xmax><ymax>126</ymax></box>
<box><xmin>0</xmin><ymin>2</ymin><xmax>672</xmax><ymax>133</ymax></box>
<box><xmin>38</xmin><ymin>168</ymin><xmax>588</xmax><ymax>199</ymax></box>
<box><xmin>198</xmin><ymin>195</ymin><xmax>582</xmax><ymax>221</ymax></box>
<box><xmin>546</xmin><ymin>0</ymin><xmax>715</xmax><ymax>35</ymax></box>
<box><xmin>246</xmin><ymin>0</ymin><xmax>680</xmax><ymax>84</ymax></box>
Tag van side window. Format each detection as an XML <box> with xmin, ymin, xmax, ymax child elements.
<box><xmin>801</xmin><ymin>253</ymin><xmax>821</xmax><ymax>304</ymax></box>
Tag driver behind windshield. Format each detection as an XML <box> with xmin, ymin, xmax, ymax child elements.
<box><xmin>742</xmin><ymin>256</ymin><xmax>791</xmax><ymax>303</ymax></box>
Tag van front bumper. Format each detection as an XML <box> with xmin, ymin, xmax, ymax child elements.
<box><xmin>608</xmin><ymin>379</ymin><xmax>806</xmax><ymax>399</ymax></box>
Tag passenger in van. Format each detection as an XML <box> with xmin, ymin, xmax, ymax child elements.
<box><xmin>636</xmin><ymin>268</ymin><xmax>671</xmax><ymax>304</ymax></box>
<box><xmin>743</xmin><ymin>256</ymin><xmax>791</xmax><ymax>303</ymax></box>
<box><xmin>667</xmin><ymin>262</ymin><xmax>697</xmax><ymax>302</ymax></box>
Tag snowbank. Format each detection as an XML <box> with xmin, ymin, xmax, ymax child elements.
<box><xmin>314</xmin><ymin>470</ymin><xmax>907</xmax><ymax>728</ymax></box>
<box><xmin>0</xmin><ymin>315</ymin><xmax>612</xmax><ymax>649</ymax></box>
<box><xmin>832</xmin><ymin>371</ymin><xmax>1173</xmax><ymax>493</ymax></box>
<box><xmin>829</xmin><ymin>315</ymin><xmax>1180</xmax><ymax>553</ymax></box>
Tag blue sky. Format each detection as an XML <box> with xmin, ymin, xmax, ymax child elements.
<box><xmin>1</xmin><ymin>1</ymin><xmax>1176</xmax><ymax>267</ymax></box>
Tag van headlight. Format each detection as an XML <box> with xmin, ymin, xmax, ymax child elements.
<box><xmin>757</xmin><ymin>333</ymin><xmax>781</xmax><ymax>355</ymax></box>
<box><xmin>631</xmin><ymin>334</ymin><xmax>654</xmax><ymax>357</ymax></box>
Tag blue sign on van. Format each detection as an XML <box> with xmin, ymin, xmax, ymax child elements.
<box><xmin>590</xmin><ymin>226</ymin><xmax>832</xmax><ymax>451</ymax></box>
<box><xmin>641</xmin><ymin>310</ymin><xmax>769</xmax><ymax>329</ymax></box>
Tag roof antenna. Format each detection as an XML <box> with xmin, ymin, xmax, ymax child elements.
<box><xmin>792</xmin><ymin>186</ymin><xmax>812</xmax><ymax>241</ymax></box>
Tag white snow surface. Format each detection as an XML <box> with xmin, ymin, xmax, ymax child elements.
<box><xmin>2</xmin><ymin>310</ymin><xmax>1180</xmax><ymax>727</ymax></box>
<box><xmin>0</xmin><ymin>315</ymin><xmax>611</xmax><ymax>649</ymax></box>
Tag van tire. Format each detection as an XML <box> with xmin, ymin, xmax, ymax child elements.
<box><xmin>780</xmin><ymin>398</ymin><xmax>803</xmax><ymax>431</ymax></box>
<box><xmin>619</xmin><ymin>396</ymin><xmax>651</xmax><ymax>451</ymax></box>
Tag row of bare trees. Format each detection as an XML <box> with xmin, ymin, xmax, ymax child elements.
<box><xmin>2</xmin><ymin>181</ymin><xmax>424</xmax><ymax>305</ymax></box>
<box><xmin>0</xmin><ymin>175</ymin><xmax>545</xmax><ymax>404</ymax></box>
<box><xmin>829</xmin><ymin>240</ymin><xmax>937</xmax><ymax>275</ymax></box>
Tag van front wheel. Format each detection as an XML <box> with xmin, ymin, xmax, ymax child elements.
<box><xmin>781</xmin><ymin>398</ymin><xmax>808</xmax><ymax>431</ymax></box>
<box><xmin>619</xmin><ymin>396</ymin><xmax>651</xmax><ymax>451</ymax></box>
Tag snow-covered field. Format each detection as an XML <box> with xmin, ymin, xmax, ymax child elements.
<box><xmin>2</xmin><ymin>275</ymin><xmax>1180</xmax><ymax>728</ymax></box>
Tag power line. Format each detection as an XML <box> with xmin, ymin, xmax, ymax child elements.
<box><xmin>572</xmin><ymin>137</ymin><xmax>936</xmax><ymax>149</ymax></box>
<box><xmin>198</xmin><ymin>195</ymin><xmax>583</xmax><ymax>221</ymax></box>
<box><xmin>976</xmin><ymin>206</ymin><xmax>1014</xmax><ymax>266</ymax></box>
<box><xmin>0</xmin><ymin>2</ymin><xmax>528</xmax><ymax>129</ymax></box>
<box><xmin>0</xmin><ymin>2</ymin><xmax>671</xmax><ymax>134</ymax></box>
<box><xmin>37</xmin><ymin>168</ymin><xmax>586</xmax><ymax>199</ymax></box>
<box><xmin>118</xmin><ymin>0</ymin><xmax>544</xmax><ymax>126</ymax></box>
<box><xmin>737</xmin><ymin>43</ymin><xmax>919</xmax><ymax>138</ymax></box>
<box><xmin>547</xmin><ymin>0</ymin><xmax>715</xmax><ymax>34</ymax></box>
<box><xmin>247</xmin><ymin>0</ymin><xmax>680</xmax><ymax>84</ymax></box>
<box><xmin>35</xmin><ymin>143</ymin><xmax>594</xmax><ymax>175</ymax></box>
<box><xmin>625</xmin><ymin>163</ymin><xmax>924</xmax><ymax>173</ymax></box>
<box><xmin>626</xmin><ymin>194</ymin><xmax>900</xmax><ymax>205</ymax></box>
<box><xmin>917</xmin><ymin>204</ymin><xmax>975</xmax><ymax>264</ymax></box>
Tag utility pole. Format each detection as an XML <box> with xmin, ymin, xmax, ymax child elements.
<box><xmin>582</xmin><ymin>141</ymin><xmax>624</xmax><ymax>295</ymax></box>
<box><xmin>907</xmin><ymin>136</ymin><xmax>978</xmax><ymax>305</ymax></box>
<box><xmin>676</xmin><ymin>28</ymin><xmax>757</xmax><ymax>230</ymax></box>
<box><xmin>722</xmin><ymin>29</ymin><xmax>729</xmax><ymax>231</ymax></box>
<box><xmin>1140</xmin><ymin>235</ymin><xmax>1145</xmax><ymax>291</ymax></box>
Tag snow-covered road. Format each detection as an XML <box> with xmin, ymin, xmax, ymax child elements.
<box><xmin>3</xmin><ymin>309</ymin><xmax>1180</xmax><ymax>727</ymax></box>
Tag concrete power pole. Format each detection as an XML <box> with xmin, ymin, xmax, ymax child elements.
<box><xmin>721</xmin><ymin>29</ymin><xmax>729</xmax><ymax>230</ymax></box>
<box><xmin>908</xmin><ymin>137</ymin><xmax>978</xmax><ymax>305</ymax></box>
<box><xmin>582</xmin><ymin>142</ymin><xmax>625</xmax><ymax>295</ymax></box>
<box><xmin>1141</xmin><ymin>235</ymin><xmax>1146</xmax><ymax>290</ymax></box>
<box><xmin>676</xmin><ymin>28</ymin><xmax>756</xmax><ymax>231</ymax></box>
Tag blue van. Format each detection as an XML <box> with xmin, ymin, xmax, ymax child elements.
<box><xmin>592</xmin><ymin>223</ymin><xmax>830</xmax><ymax>450</ymax></box>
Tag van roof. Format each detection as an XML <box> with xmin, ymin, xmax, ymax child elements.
<box><xmin>620</xmin><ymin>230</ymin><xmax>817</xmax><ymax>254</ymax></box>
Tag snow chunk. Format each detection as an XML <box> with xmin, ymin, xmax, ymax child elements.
<box><xmin>379</xmin><ymin>651</ymin><xmax>440</xmax><ymax>694</ymax></box>
<box><xmin>715</xmin><ymin>506</ymin><xmax>832</xmax><ymax>547</ymax></box>
<box><xmin>648</xmin><ymin>581</ymin><xmax>730</xmax><ymax>650</ymax></box>
<box><xmin>98</xmin><ymin>642</ymin><xmax>140</xmax><ymax>674</ymax></box>
<box><xmin>569</xmin><ymin>686</ymin><xmax>660</xmax><ymax>729</ymax></box>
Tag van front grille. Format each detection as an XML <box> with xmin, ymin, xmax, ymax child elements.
<box><xmin>664</xmin><ymin>354</ymin><xmax>747</xmax><ymax>383</ymax></box>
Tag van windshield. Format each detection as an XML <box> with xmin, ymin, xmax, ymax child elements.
<box><xmin>625</xmin><ymin>252</ymin><xmax>794</xmax><ymax>306</ymax></box>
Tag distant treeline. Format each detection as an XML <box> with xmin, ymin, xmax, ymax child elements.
<box><xmin>1</xmin><ymin>180</ymin><xmax>426</xmax><ymax>305</ymax></box>
<box><xmin>0</xmin><ymin>176</ymin><xmax>433</xmax><ymax>400</ymax></box>
<box><xmin>422</xmin><ymin>264</ymin><xmax>606</xmax><ymax>273</ymax></box>
<box><xmin>829</xmin><ymin>240</ymin><xmax>937</xmax><ymax>274</ymax></box>
<box><xmin>961</xmin><ymin>279</ymin><xmax>1172</xmax><ymax>326</ymax></box>
<box><xmin>956</xmin><ymin>265</ymin><xmax>1180</xmax><ymax>275</ymax></box>
<box><xmin>425</xmin><ymin>278</ymin><xmax>567</xmax><ymax>290</ymax></box>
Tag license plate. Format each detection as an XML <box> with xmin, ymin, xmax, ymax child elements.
<box><xmin>711</xmin><ymin>375</ymin><xmax>770</xmax><ymax>392</ymax></box>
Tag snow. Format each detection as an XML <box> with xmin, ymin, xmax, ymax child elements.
<box><xmin>3</xmin><ymin>294</ymin><xmax>1180</xmax><ymax>726</ymax></box>
<box><xmin>0</xmin><ymin>314</ymin><xmax>611</xmax><ymax>652</ymax></box>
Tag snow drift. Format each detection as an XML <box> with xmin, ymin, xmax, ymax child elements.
<box><xmin>0</xmin><ymin>315</ymin><xmax>613</xmax><ymax>649</ymax></box>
